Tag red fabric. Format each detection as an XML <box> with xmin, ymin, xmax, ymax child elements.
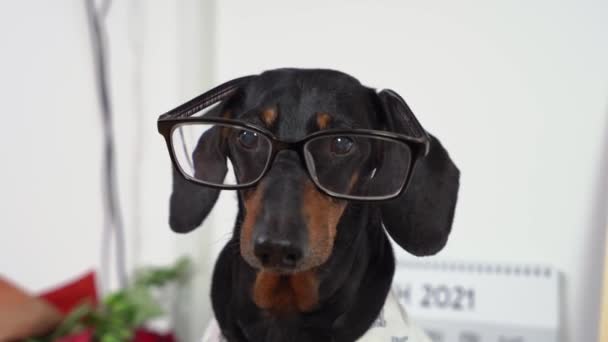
<box><xmin>133</xmin><ymin>329</ymin><xmax>176</xmax><ymax>342</ymax></box>
<box><xmin>55</xmin><ymin>329</ymin><xmax>93</xmax><ymax>342</ymax></box>
<box><xmin>38</xmin><ymin>271</ymin><xmax>98</xmax><ymax>315</ymax></box>
<box><xmin>56</xmin><ymin>329</ymin><xmax>175</xmax><ymax>342</ymax></box>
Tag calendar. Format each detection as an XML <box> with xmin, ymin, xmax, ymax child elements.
<box><xmin>393</xmin><ymin>260</ymin><xmax>561</xmax><ymax>342</ymax></box>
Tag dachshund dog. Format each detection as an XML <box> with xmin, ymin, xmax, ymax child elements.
<box><xmin>160</xmin><ymin>68</ymin><xmax>459</xmax><ymax>341</ymax></box>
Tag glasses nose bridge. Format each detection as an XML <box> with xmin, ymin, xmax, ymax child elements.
<box><xmin>269</xmin><ymin>140</ymin><xmax>308</xmax><ymax>171</ymax></box>
<box><xmin>273</xmin><ymin>139</ymin><xmax>301</xmax><ymax>152</ymax></box>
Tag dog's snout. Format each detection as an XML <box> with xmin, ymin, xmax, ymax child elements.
<box><xmin>254</xmin><ymin>236</ymin><xmax>303</xmax><ymax>270</ymax></box>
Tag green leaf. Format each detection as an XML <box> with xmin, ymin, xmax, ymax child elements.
<box><xmin>50</xmin><ymin>302</ymin><xmax>94</xmax><ymax>339</ymax></box>
<box><xmin>134</xmin><ymin>257</ymin><xmax>191</xmax><ymax>287</ymax></box>
<box><xmin>126</xmin><ymin>286</ymin><xmax>164</xmax><ymax>326</ymax></box>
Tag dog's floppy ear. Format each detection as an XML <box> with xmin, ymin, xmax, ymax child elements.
<box><xmin>376</xmin><ymin>89</ymin><xmax>460</xmax><ymax>256</ymax></box>
<box><xmin>165</xmin><ymin>76</ymin><xmax>255</xmax><ymax>233</ymax></box>
<box><xmin>169</xmin><ymin>122</ymin><xmax>227</xmax><ymax>233</ymax></box>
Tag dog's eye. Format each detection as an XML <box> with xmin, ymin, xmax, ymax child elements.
<box><xmin>238</xmin><ymin>130</ymin><xmax>259</xmax><ymax>149</ymax></box>
<box><xmin>330</xmin><ymin>137</ymin><xmax>353</xmax><ymax>155</ymax></box>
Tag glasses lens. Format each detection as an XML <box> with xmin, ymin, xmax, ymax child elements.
<box><xmin>304</xmin><ymin>134</ymin><xmax>412</xmax><ymax>199</ymax></box>
<box><xmin>171</xmin><ymin>123</ymin><xmax>271</xmax><ymax>187</ymax></box>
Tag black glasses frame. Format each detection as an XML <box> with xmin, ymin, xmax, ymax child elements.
<box><xmin>157</xmin><ymin>77</ymin><xmax>431</xmax><ymax>201</ymax></box>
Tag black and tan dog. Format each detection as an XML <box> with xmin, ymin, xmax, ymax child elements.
<box><xmin>163</xmin><ymin>68</ymin><xmax>459</xmax><ymax>341</ymax></box>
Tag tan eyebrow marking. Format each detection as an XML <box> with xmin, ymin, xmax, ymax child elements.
<box><xmin>261</xmin><ymin>108</ymin><xmax>278</xmax><ymax>126</ymax></box>
<box><xmin>316</xmin><ymin>112</ymin><xmax>331</xmax><ymax>129</ymax></box>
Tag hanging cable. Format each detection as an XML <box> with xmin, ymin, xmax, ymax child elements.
<box><xmin>85</xmin><ymin>0</ymin><xmax>128</xmax><ymax>290</ymax></box>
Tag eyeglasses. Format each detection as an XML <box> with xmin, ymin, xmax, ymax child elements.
<box><xmin>157</xmin><ymin>77</ymin><xmax>430</xmax><ymax>201</ymax></box>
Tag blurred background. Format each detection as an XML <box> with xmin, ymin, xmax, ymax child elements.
<box><xmin>1</xmin><ymin>1</ymin><xmax>607</xmax><ymax>341</ymax></box>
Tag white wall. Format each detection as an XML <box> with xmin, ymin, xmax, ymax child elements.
<box><xmin>0</xmin><ymin>1</ymin><xmax>217</xmax><ymax>339</ymax></box>
<box><xmin>211</xmin><ymin>1</ymin><xmax>608</xmax><ymax>341</ymax></box>
<box><xmin>0</xmin><ymin>1</ymin><xmax>216</xmax><ymax>340</ymax></box>
<box><xmin>0</xmin><ymin>0</ymin><xmax>212</xmax><ymax>322</ymax></box>
<box><xmin>0</xmin><ymin>1</ymin><xmax>108</xmax><ymax>291</ymax></box>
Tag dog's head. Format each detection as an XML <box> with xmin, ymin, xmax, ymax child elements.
<box><xmin>167</xmin><ymin>68</ymin><xmax>459</xmax><ymax>304</ymax></box>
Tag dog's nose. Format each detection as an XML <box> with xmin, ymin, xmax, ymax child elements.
<box><xmin>253</xmin><ymin>236</ymin><xmax>303</xmax><ymax>269</ymax></box>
